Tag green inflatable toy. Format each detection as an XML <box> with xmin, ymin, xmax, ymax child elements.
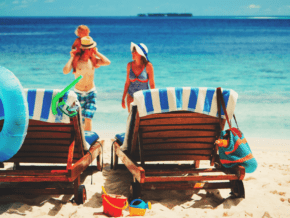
<box><xmin>51</xmin><ymin>75</ymin><xmax>83</xmax><ymax>117</ymax></box>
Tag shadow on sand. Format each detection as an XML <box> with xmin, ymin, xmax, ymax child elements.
<box><xmin>0</xmin><ymin>165</ymin><xmax>98</xmax><ymax>216</ymax></box>
<box><xmin>0</xmin><ymin>162</ymin><xmax>243</xmax><ymax>216</ymax></box>
<box><xmin>97</xmin><ymin>164</ymin><xmax>243</xmax><ymax>211</ymax></box>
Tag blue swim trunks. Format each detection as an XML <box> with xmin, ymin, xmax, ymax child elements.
<box><xmin>74</xmin><ymin>88</ymin><xmax>97</xmax><ymax>119</ymax></box>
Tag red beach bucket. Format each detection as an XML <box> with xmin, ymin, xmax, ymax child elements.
<box><xmin>102</xmin><ymin>187</ymin><xmax>128</xmax><ymax>217</ymax></box>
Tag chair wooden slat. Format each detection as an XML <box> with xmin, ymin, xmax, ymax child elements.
<box><xmin>140</xmin><ymin>124</ymin><xmax>217</xmax><ymax>132</ymax></box>
<box><xmin>143</xmin><ymin>142</ymin><xmax>215</xmax><ymax>150</ymax></box>
<box><xmin>143</xmin><ymin>149</ymin><xmax>213</xmax><ymax>156</ymax></box>
<box><xmin>140</xmin><ymin>112</ymin><xmax>214</xmax><ymax>119</ymax></box>
<box><xmin>23</xmin><ymin>139</ymin><xmax>72</xmax><ymax>145</ymax></box>
<box><xmin>28</xmin><ymin>126</ymin><xmax>72</xmax><ymax>132</ymax></box>
<box><xmin>142</xmin><ymin>130</ymin><xmax>218</xmax><ymax>139</ymax></box>
<box><xmin>140</xmin><ymin>117</ymin><xmax>220</xmax><ymax>126</ymax></box>
<box><xmin>6</xmin><ymin>157</ymin><xmax>73</xmax><ymax>164</ymax></box>
<box><xmin>142</xmin><ymin>137</ymin><xmax>216</xmax><ymax>144</ymax></box>
<box><xmin>28</xmin><ymin>120</ymin><xmax>71</xmax><ymax>126</ymax></box>
<box><xmin>12</xmin><ymin>152</ymin><xmax>82</xmax><ymax>158</ymax></box>
<box><xmin>143</xmin><ymin>154</ymin><xmax>211</xmax><ymax>162</ymax></box>
<box><xmin>17</xmin><ymin>144</ymin><xmax>75</xmax><ymax>152</ymax></box>
<box><xmin>25</xmin><ymin>132</ymin><xmax>72</xmax><ymax>139</ymax></box>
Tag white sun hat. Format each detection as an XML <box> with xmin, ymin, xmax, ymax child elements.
<box><xmin>130</xmin><ymin>42</ymin><xmax>149</xmax><ymax>61</ymax></box>
<box><xmin>80</xmin><ymin>36</ymin><xmax>97</xmax><ymax>49</ymax></box>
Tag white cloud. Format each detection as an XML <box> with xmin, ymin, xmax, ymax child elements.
<box><xmin>248</xmin><ymin>4</ymin><xmax>261</xmax><ymax>9</ymax></box>
<box><xmin>11</xmin><ymin>0</ymin><xmax>37</xmax><ymax>10</ymax></box>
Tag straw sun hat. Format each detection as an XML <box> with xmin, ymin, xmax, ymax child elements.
<box><xmin>130</xmin><ymin>42</ymin><xmax>149</xmax><ymax>61</ymax></box>
<box><xmin>80</xmin><ymin>36</ymin><xmax>97</xmax><ymax>49</ymax></box>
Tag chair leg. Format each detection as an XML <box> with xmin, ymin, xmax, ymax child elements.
<box><xmin>75</xmin><ymin>185</ymin><xmax>87</xmax><ymax>204</ymax></box>
<box><xmin>130</xmin><ymin>180</ymin><xmax>141</xmax><ymax>200</ymax></box>
<box><xmin>230</xmin><ymin>180</ymin><xmax>245</xmax><ymax>198</ymax></box>
<box><xmin>111</xmin><ymin>141</ymin><xmax>119</xmax><ymax>170</ymax></box>
<box><xmin>73</xmin><ymin>176</ymin><xmax>87</xmax><ymax>204</ymax></box>
<box><xmin>114</xmin><ymin>153</ymin><xmax>118</xmax><ymax>170</ymax></box>
<box><xmin>74</xmin><ymin>176</ymin><xmax>80</xmax><ymax>201</ymax></box>
<box><xmin>97</xmin><ymin>145</ymin><xmax>103</xmax><ymax>171</ymax></box>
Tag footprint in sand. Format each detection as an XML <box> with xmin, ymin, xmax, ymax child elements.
<box><xmin>244</xmin><ymin>177</ymin><xmax>256</xmax><ymax>181</ymax></box>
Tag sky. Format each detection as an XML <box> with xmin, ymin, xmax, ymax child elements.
<box><xmin>0</xmin><ymin>0</ymin><xmax>290</xmax><ymax>17</ymax></box>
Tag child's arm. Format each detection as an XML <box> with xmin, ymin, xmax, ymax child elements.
<box><xmin>71</xmin><ymin>38</ymin><xmax>80</xmax><ymax>49</ymax></box>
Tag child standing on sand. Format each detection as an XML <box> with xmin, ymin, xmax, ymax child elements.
<box><xmin>71</xmin><ymin>25</ymin><xmax>98</xmax><ymax>73</ymax></box>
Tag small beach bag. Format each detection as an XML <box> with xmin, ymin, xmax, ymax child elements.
<box><xmin>216</xmin><ymin>87</ymin><xmax>257</xmax><ymax>173</ymax></box>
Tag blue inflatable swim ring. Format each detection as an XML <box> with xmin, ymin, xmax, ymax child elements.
<box><xmin>0</xmin><ymin>66</ymin><xmax>29</xmax><ymax>162</ymax></box>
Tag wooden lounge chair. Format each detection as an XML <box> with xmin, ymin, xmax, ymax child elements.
<box><xmin>112</xmin><ymin>87</ymin><xmax>245</xmax><ymax>199</ymax></box>
<box><xmin>0</xmin><ymin>89</ymin><xmax>103</xmax><ymax>204</ymax></box>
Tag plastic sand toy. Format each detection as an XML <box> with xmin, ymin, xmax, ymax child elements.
<box><xmin>129</xmin><ymin>199</ymin><xmax>151</xmax><ymax>216</ymax></box>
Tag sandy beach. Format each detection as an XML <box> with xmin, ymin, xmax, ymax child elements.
<box><xmin>0</xmin><ymin>137</ymin><xmax>289</xmax><ymax>218</ymax></box>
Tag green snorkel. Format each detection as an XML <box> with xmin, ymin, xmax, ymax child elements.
<box><xmin>51</xmin><ymin>75</ymin><xmax>83</xmax><ymax>116</ymax></box>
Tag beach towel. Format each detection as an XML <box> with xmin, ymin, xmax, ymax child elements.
<box><xmin>133</xmin><ymin>87</ymin><xmax>238</xmax><ymax>119</ymax></box>
<box><xmin>0</xmin><ymin>89</ymin><xmax>79</xmax><ymax>123</ymax></box>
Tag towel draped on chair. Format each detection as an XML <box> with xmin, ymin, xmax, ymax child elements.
<box><xmin>0</xmin><ymin>89</ymin><xmax>79</xmax><ymax>123</ymax></box>
<box><xmin>133</xmin><ymin>87</ymin><xmax>238</xmax><ymax>120</ymax></box>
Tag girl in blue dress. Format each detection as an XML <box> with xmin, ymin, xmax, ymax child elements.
<box><xmin>121</xmin><ymin>42</ymin><xmax>155</xmax><ymax>112</ymax></box>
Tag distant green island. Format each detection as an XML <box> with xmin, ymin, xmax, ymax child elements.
<box><xmin>137</xmin><ymin>13</ymin><xmax>193</xmax><ymax>17</ymax></box>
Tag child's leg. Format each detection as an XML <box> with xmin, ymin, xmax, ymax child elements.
<box><xmin>90</xmin><ymin>55</ymin><xmax>99</xmax><ymax>67</ymax></box>
<box><xmin>72</xmin><ymin>54</ymin><xmax>81</xmax><ymax>73</ymax></box>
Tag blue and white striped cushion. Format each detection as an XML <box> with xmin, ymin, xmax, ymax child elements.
<box><xmin>0</xmin><ymin>89</ymin><xmax>78</xmax><ymax>123</ymax></box>
<box><xmin>133</xmin><ymin>87</ymin><xmax>238</xmax><ymax>119</ymax></box>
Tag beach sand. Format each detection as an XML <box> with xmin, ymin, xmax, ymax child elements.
<box><xmin>0</xmin><ymin>137</ymin><xmax>289</xmax><ymax>218</ymax></box>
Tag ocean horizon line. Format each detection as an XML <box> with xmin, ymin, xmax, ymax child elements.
<box><xmin>0</xmin><ymin>15</ymin><xmax>290</xmax><ymax>19</ymax></box>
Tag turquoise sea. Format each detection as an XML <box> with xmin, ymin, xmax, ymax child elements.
<box><xmin>0</xmin><ymin>17</ymin><xmax>289</xmax><ymax>139</ymax></box>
